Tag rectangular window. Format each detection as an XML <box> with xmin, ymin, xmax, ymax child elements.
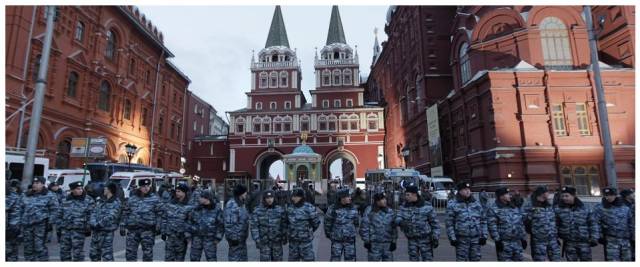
<box><xmin>236</xmin><ymin>124</ymin><xmax>244</xmax><ymax>133</ymax></box>
<box><xmin>301</xmin><ymin>121</ymin><xmax>309</xmax><ymax>132</ymax></box>
<box><xmin>284</xmin><ymin>122</ymin><xmax>291</xmax><ymax>132</ymax></box>
<box><xmin>346</xmin><ymin>99</ymin><xmax>353</xmax><ymax>107</ymax></box>
<box><xmin>262</xmin><ymin>123</ymin><xmax>270</xmax><ymax>132</ymax></box>
<box><xmin>274</xmin><ymin>123</ymin><xmax>282</xmax><ymax>132</ymax></box>
<box><xmin>552</xmin><ymin>104</ymin><xmax>567</xmax><ymax>136</ymax></box>
<box><xmin>576</xmin><ymin>103</ymin><xmax>591</xmax><ymax>135</ymax></box>
<box><xmin>334</xmin><ymin>99</ymin><xmax>341</xmax><ymax>108</ymax></box>
<box><xmin>340</xmin><ymin>121</ymin><xmax>348</xmax><ymax>131</ymax></box>
<box><xmin>322</xmin><ymin>100</ymin><xmax>329</xmax><ymax>108</ymax></box>
<box><xmin>368</xmin><ymin>120</ymin><xmax>377</xmax><ymax>130</ymax></box>
<box><xmin>270</xmin><ymin>102</ymin><xmax>277</xmax><ymax>110</ymax></box>
<box><xmin>328</xmin><ymin>121</ymin><xmax>336</xmax><ymax>131</ymax></box>
<box><xmin>254</xmin><ymin>123</ymin><xmax>261</xmax><ymax>133</ymax></box>
<box><xmin>350</xmin><ymin>120</ymin><xmax>358</xmax><ymax>131</ymax></box>
<box><xmin>284</xmin><ymin>101</ymin><xmax>291</xmax><ymax>110</ymax></box>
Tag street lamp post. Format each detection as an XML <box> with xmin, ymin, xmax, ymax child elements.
<box><xmin>125</xmin><ymin>143</ymin><xmax>137</xmax><ymax>171</ymax></box>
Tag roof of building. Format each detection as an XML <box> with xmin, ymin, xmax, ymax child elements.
<box><xmin>326</xmin><ymin>6</ymin><xmax>347</xmax><ymax>45</ymax></box>
<box><xmin>265</xmin><ymin>6</ymin><xmax>290</xmax><ymax>48</ymax></box>
<box><xmin>292</xmin><ymin>144</ymin><xmax>315</xmax><ymax>154</ymax></box>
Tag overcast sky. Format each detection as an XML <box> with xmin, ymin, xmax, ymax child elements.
<box><xmin>138</xmin><ymin>5</ymin><xmax>389</xmax><ymax>121</ymax></box>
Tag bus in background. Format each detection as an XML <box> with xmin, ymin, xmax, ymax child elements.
<box><xmin>5</xmin><ymin>147</ymin><xmax>49</xmax><ymax>181</ymax></box>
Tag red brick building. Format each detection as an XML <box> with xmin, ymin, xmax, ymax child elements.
<box><xmin>366</xmin><ymin>6</ymin><xmax>635</xmax><ymax>193</ymax></box>
<box><xmin>5</xmin><ymin>6</ymin><xmax>191</xmax><ymax>172</ymax></box>
<box><xmin>227</xmin><ymin>6</ymin><xmax>385</xmax><ymax>185</ymax></box>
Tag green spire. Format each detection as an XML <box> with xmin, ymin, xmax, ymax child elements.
<box><xmin>326</xmin><ymin>5</ymin><xmax>347</xmax><ymax>45</ymax></box>
<box><xmin>265</xmin><ymin>6</ymin><xmax>290</xmax><ymax>48</ymax></box>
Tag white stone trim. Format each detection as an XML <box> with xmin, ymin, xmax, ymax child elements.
<box><xmin>229</xmin><ymin>149</ymin><xmax>236</xmax><ymax>172</ymax></box>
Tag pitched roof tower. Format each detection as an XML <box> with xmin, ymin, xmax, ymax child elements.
<box><xmin>265</xmin><ymin>5</ymin><xmax>290</xmax><ymax>48</ymax></box>
<box><xmin>326</xmin><ymin>5</ymin><xmax>347</xmax><ymax>45</ymax></box>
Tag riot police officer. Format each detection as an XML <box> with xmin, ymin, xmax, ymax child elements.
<box><xmin>620</xmin><ymin>189</ymin><xmax>635</xmax><ymax>260</ymax></box>
<box><xmin>89</xmin><ymin>182</ymin><xmax>121</xmax><ymax>261</ymax></box>
<box><xmin>58</xmin><ymin>181</ymin><xmax>94</xmax><ymax>261</ymax></box>
<box><xmin>162</xmin><ymin>183</ymin><xmax>193</xmax><ymax>261</ymax></box>
<box><xmin>397</xmin><ymin>183</ymin><xmax>440</xmax><ymax>261</ymax></box>
<box><xmin>524</xmin><ymin>186</ymin><xmax>561</xmax><ymax>261</ymax></box>
<box><xmin>324</xmin><ymin>188</ymin><xmax>359</xmax><ymax>261</ymax></box>
<box><xmin>286</xmin><ymin>188</ymin><xmax>320</xmax><ymax>261</ymax></box>
<box><xmin>486</xmin><ymin>187</ymin><xmax>527</xmax><ymax>261</ymax></box>
<box><xmin>593</xmin><ymin>187</ymin><xmax>633</xmax><ymax>261</ymax></box>
<box><xmin>120</xmin><ymin>178</ymin><xmax>162</xmax><ymax>261</ymax></box>
<box><xmin>20</xmin><ymin>176</ymin><xmax>59</xmax><ymax>261</ymax></box>
<box><xmin>360</xmin><ymin>191</ymin><xmax>397</xmax><ymax>261</ymax></box>
<box><xmin>554</xmin><ymin>186</ymin><xmax>599</xmax><ymax>261</ymax></box>
<box><xmin>5</xmin><ymin>179</ymin><xmax>22</xmax><ymax>261</ymax></box>
<box><xmin>250</xmin><ymin>190</ymin><xmax>287</xmax><ymax>261</ymax></box>
<box><xmin>445</xmin><ymin>182</ymin><xmax>487</xmax><ymax>261</ymax></box>
<box><xmin>224</xmin><ymin>184</ymin><xmax>250</xmax><ymax>261</ymax></box>
<box><xmin>189</xmin><ymin>189</ymin><xmax>224</xmax><ymax>261</ymax></box>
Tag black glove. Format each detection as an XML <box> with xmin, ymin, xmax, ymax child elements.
<box><xmin>432</xmin><ymin>237</ymin><xmax>439</xmax><ymax>248</ymax></box>
<box><xmin>598</xmin><ymin>237</ymin><xmax>606</xmax><ymax>245</ymax></box>
<box><xmin>364</xmin><ymin>242</ymin><xmax>371</xmax><ymax>252</ymax></box>
<box><xmin>450</xmin><ymin>239</ymin><xmax>459</xmax><ymax>247</ymax></box>
<box><xmin>325</xmin><ymin>233</ymin><xmax>331</xmax><ymax>239</ymax></box>
<box><xmin>521</xmin><ymin>239</ymin><xmax>528</xmax><ymax>250</ymax></box>
<box><xmin>389</xmin><ymin>242</ymin><xmax>396</xmax><ymax>252</ymax></box>
<box><xmin>479</xmin><ymin>237</ymin><xmax>487</xmax><ymax>246</ymax></box>
<box><xmin>496</xmin><ymin>240</ymin><xmax>504</xmax><ymax>251</ymax></box>
<box><xmin>6</xmin><ymin>227</ymin><xmax>19</xmax><ymax>240</ymax></box>
<box><xmin>119</xmin><ymin>228</ymin><xmax>126</xmax><ymax>237</ymax></box>
<box><xmin>161</xmin><ymin>234</ymin><xmax>167</xmax><ymax>241</ymax></box>
<box><xmin>589</xmin><ymin>240</ymin><xmax>598</xmax><ymax>247</ymax></box>
<box><xmin>228</xmin><ymin>239</ymin><xmax>240</xmax><ymax>246</ymax></box>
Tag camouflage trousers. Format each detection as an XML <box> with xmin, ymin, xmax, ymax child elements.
<box><xmin>164</xmin><ymin>234</ymin><xmax>188</xmax><ymax>261</ymax></box>
<box><xmin>227</xmin><ymin>240</ymin><xmax>248</xmax><ymax>261</ymax></box>
<box><xmin>60</xmin><ymin>229</ymin><xmax>87</xmax><ymax>261</ymax></box>
<box><xmin>258</xmin><ymin>242</ymin><xmax>284</xmax><ymax>261</ymax></box>
<box><xmin>23</xmin><ymin>223</ymin><xmax>48</xmax><ymax>261</ymax></box>
<box><xmin>408</xmin><ymin>238</ymin><xmax>433</xmax><ymax>261</ymax></box>
<box><xmin>5</xmin><ymin>238</ymin><xmax>21</xmax><ymax>261</ymax></box>
<box><xmin>288</xmin><ymin>240</ymin><xmax>314</xmax><ymax>261</ymax></box>
<box><xmin>563</xmin><ymin>241</ymin><xmax>592</xmax><ymax>261</ymax></box>
<box><xmin>330</xmin><ymin>240</ymin><xmax>356</xmax><ymax>261</ymax></box>
<box><xmin>531</xmin><ymin>238</ymin><xmax>561</xmax><ymax>261</ymax></box>
<box><xmin>604</xmin><ymin>236</ymin><xmax>632</xmax><ymax>261</ymax></box>
<box><xmin>496</xmin><ymin>240</ymin><xmax>524</xmax><ymax>261</ymax></box>
<box><xmin>455</xmin><ymin>237</ymin><xmax>481</xmax><ymax>261</ymax></box>
<box><xmin>368</xmin><ymin>242</ymin><xmax>393</xmax><ymax>261</ymax></box>
<box><xmin>190</xmin><ymin>236</ymin><xmax>218</xmax><ymax>261</ymax></box>
<box><xmin>125</xmin><ymin>229</ymin><xmax>156</xmax><ymax>261</ymax></box>
<box><xmin>90</xmin><ymin>230</ymin><xmax>114</xmax><ymax>261</ymax></box>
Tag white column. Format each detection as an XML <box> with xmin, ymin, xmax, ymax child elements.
<box><xmin>312</xmin><ymin>94</ymin><xmax>317</xmax><ymax>108</ymax></box>
<box><xmin>358</xmin><ymin>92</ymin><xmax>363</xmax><ymax>106</ymax></box>
<box><xmin>295</xmin><ymin>94</ymin><xmax>301</xmax><ymax>108</ymax></box>
<box><xmin>293</xmin><ymin>115</ymin><xmax>299</xmax><ymax>131</ymax></box>
<box><xmin>360</xmin><ymin>112</ymin><xmax>366</xmax><ymax>130</ymax></box>
<box><xmin>377</xmin><ymin>146</ymin><xmax>384</xmax><ymax>169</ymax></box>
<box><xmin>247</xmin><ymin>96</ymin><xmax>252</xmax><ymax>109</ymax></box>
<box><xmin>292</xmin><ymin>71</ymin><xmax>298</xmax><ymax>89</ymax></box>
<box><xmin>311</xmin><ymin>114</ymin><xmax>317</xmax><ymax>131</ymax></box>
<box><xmin>229</xmin><ymin>116</ymin><xmax>235</xmax><ymax>133</ymax></box>
<box><xmin>315</xmin><ymin>70</ymin><xmax>320</xmax><ymax>87</ymax></box>
<box><xmin>378</xmin><ymin>111</ymin><xmax>384</xmax><ymax>129</ymax></box>
<box><xmin>230</xmin><ymin>149</ymin><xmax>236</xmax><ymax>172</ymax></box>
<box><xmin>246</xmin><ymin>115</ymin><xmax>252</xmax><ymax>133</ymax></box>
<box><xmin>251</xmin><ymin>73</ymin><xmax>256</xmax><ymax>90</ymax></box>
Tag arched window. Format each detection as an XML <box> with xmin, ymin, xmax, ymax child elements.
<box><xmin>283</xmin><ymin>116</ymin><xmax>292</xmax><ymax>132</ymax></box>
<box><xmin>339</xmin><ymin>114</ymin><xmax>349</xmax><ymax>131</ymax></box>
<box><xmin>55</xmin><ymin>138</ymin><xmax>71</xmax><ymax>169</ymax></box>
<box><xmin>333</xmin><ymin>70</ymin><xmax>342</xmax><ymax>86</ymax></box>
<box><xmin>459</xmin><ymin>43</ymin><xmax>471</xmax><ymax>84</ymax></box>
<box><xmin>367</xmin><ymin>114</ymin><xmax>379</xmax><ymax>131</ymax></box>
<box><xmin>262</xmin><ymin>117</ymin><xmax>271</xmax><ymax>132</ymax></box>
<box><xmin>343</xmin><ymin>69</ymin><xmax>353</xmax><ymax>85</ymax></box>
<box><xmin>349</xmin><ymin>114</ymin><xmax>359</xmax><ymax>131</ymax></box>
<box><xmin>328</xmin><ymin>115</ymin><xmax>337</xmax><ymax>131</ymax></box>
<box><xmin>123</xmin><ymin>99</ymin><xmax>132</xmax><ymax>120</ymax></box>
<box><xmin>98</xmin><ymin>81</ymin><xmax>111</xmax><ymax>111</ymax></box>
<box><xmin>235</xmin><ymin>117</ymin><xmax>245</xmax><ymax>133</ymax></box>
<box><xmin>158</xmin><ymin>117</ymin><xmax>164</xmax><ymax>134</ymax></box>
<box><xmin>318</xmin><ymin>115</ymin><xmax>327</xmax><ymax>131</ymax></box>
<box><xmin>259</xmin><ymin>72</ymin><xmax>268</xmax><ymax>88</ymax></box>
<box><xmin>300</xmin><ymin>115</ymin><xmax>310</xmax><ymax>132</ymax></box>
<box><xmin>67</xmin><ymin>71</ymin><xmax>78</xmax><ymax>98</ymax></box>
<box><xmin>269</xmin><ymin>71</ymin><xmax>278</xmax><ymax>88</ymax></box>
<box><xmin>253</xmin><ymin>117</ymin><xmax>262</xmax><ymax>133</ymax></box>
<box><xmin>74</xmin><ymin>21</ymin><xmax>84</xmax><ymax>42</ymax></box>
<box><xmin>540</xmin><ymin>17</ymin><xmax>573</xmax><ymax>69</ymax></box>
<box><xmin>105</xmin><ymin>30</ymin><xmax>117</xmax><ymax>60</ymax></box>
<box><xmin>322</xmin><ymin>70</ymin><xmax>331</xmax><ymax>86</ymax></box>
<box><xmin>279</xmin><ymin>71</ymin><xmax>288</xmax><ymax>87</ymax></box>
<box><xmin>255</xmin><ymin>102</ymin><xmax>262</xmax><ymax>110</ymax></box>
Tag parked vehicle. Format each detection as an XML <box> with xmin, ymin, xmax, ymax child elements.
<box><xmin>108</xmin><ymin>171</ymin><xmax>157</xmax><ymax>199</ymax></box>
<box><xmin>5</xmin><ymin>147</ymin><xmax>49</xmax><ymax>181</ymax></box>
<box><xmin>46</xmin><ymin>169</ymin><xmax>87</xmax><ymax>191</ymax></box>
<box><xmin>419</xmin><ymin>175</ymin><xmax>454</xmax><ymax>205</ymax></box>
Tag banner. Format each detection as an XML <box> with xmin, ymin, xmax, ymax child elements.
<box><xmin>427</xmin><ymin>104</ymin><xmax>443</xmax><ymax>176</ymax></box>
<box><xmin>70</xmin><ymin>138</ymin><xmax>88</xmax><ymax>157</ymax></box>
<box><xmin>87</xmin><ymin>137</ymin><xmax>107</xmax><ymax>158</ymax></box>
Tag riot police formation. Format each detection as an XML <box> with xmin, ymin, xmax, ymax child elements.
<box><xmin>250</xmin><ymin>189</ymin><xmax>288</xmax><ymax>261</ymax></box>
<box><xmin>445</xmin><ymin>182</ymin><xmax>488</xmax><ymax>261</ymax></box>
<box><xmin>57</xmin><ymin>181</ymin><xmax>95</xmax><ymax>261</ymax></box>
<box><xmin>554</xmin><ymin>186</ymin><xmax>599</xmax><ymax>261</ymax></box>
<box><xmin>396</xmin><ymin>183</ymin><xmax>440</xmax><ymax>261</ymax></box>
<box><xmin>88</xmin><ymin>182</ymin><xmax>121</xmax><ymax>261</ymax></box>
<box><xmin>120</xmin><ymin>178</ymin><xmax>163</xmax><ymax>261</ymax></box>
<box><xmin>593</xmin><ymin>187</ymin><xmax>634</xmax><ymax>261</ymax></box>
<box><xmin>189</xmin><ymin>189</ymin><xmax>224</xmax><ymax>261</ymax></box>
<box><xmin>224</xmin><ymin>184</ymin><xmax>250</xmax><ymax>261</ymax></box>
<box><xmin>486</xmin><ymin>187</ymin><xmax>527</xmax><ymax>261</ymax></box>
<box><xmin>5</xmin><ymin>179</ymin><xmax>22</xmax><ymax>262</ymax></box>
<box><xmin>360</xmin><ymin>191</ymin><xmax>398</xmax><ymax>261</ymax></box>
<box><xmin>161</xmin><ymin>183</ymin><xmax>193</xmax><ymax>261</ymax></box>
<box><xmin>20</xmin><ymin>176</ymin><xmax>60</xmax><ymax>261</ymax></box>
<box><xmin>324</xmin><ymin>188</ymin><xmax>360</xmax><ymax>261</ymax></box>
<box><xmin>286</xmin><ymin>188</ymin><xmax>321</xmax><ymax>261</ymax></box>
<box><xmin>523</xmin><ymin>186</ymin><xmax>561</xmax><ymax>261</ymax></box>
